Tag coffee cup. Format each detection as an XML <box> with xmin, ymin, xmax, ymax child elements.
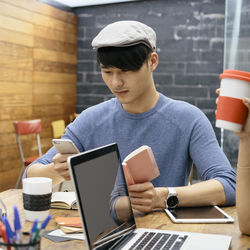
<box><xmin>216</xmin><ymin>69</ymin><xmax>250</xmax><ymax>132</ymax></box>
<box><xmin>22</xmin><ymin>177</ymin><xmax>52</xmax><ymax>222</ymax></box>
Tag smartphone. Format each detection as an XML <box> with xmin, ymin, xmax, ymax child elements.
<box><xmin>52</xmin><ymin>139</ymin><xmax>80</xmax><ymax>154</ymax></box>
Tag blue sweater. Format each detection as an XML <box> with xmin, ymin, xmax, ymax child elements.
<box><xmin>25</xmin><ymin>93</ymin><xmax>236</xmax><ymax>222</ymax></box>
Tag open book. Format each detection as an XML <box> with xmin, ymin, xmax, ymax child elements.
<box><xmin>51</xmin><ymin>192</ymin><xmax>78</xmax><ymax>210</ymax></box>
<box><xmin>122</xmin><ymin>145</ymin><xmax>160</xmax><ymax>185</ymax></box>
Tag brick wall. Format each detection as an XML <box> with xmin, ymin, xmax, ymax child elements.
<box><xmin>75</xmin><ymin>0</ymin><xmax>224</xmax><ymax>135</ymax></box>
<box><xmin>73</xmin><ymin>0</ymin><xmax>249</xmax><ymax>169</ymax></box>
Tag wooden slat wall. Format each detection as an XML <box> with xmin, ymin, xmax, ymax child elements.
<box><xmin>0</xmin><ymin>0</ymin><xmax>77</xmax><ymax>191</ymax></box>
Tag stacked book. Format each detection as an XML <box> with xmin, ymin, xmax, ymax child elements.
<box><xmin>55</xmin><ymin>217</ymin><xmax>83</xmax><ymax>234</ymax></box>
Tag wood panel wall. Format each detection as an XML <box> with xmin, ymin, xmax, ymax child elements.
<box><xmin>0</xmin><ymin>0</ymin><xmax>77</xmax><ymax>191</ymax></box>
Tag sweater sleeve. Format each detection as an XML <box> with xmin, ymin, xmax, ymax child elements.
<box><xmin>110</xmin><ymin>165</ymin><xmax>128</xmax><ymax>224</ymax></box>
<box><xmin>188</xmin><ymin>111</ymin><xmax>236</xmax><ymax>205</ymax></box>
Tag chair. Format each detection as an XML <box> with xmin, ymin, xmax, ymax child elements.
<box><xmin>51</xmin><ymin>120</ymin><xmax>66</xmax><ymax>138</ymax></box>
<box><xmin>69</xmin><ymin>113</ymin><xmax>79</xmax><ymax>123</ymax></box>
<box><xmin>14</xmin><ymin>119</ymin><xmax>42</xmax><ymax>188</ymax></box>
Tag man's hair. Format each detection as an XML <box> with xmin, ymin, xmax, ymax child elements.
<box><xmin>96</xmin><ymin>44</ymin><xmax>153</xmax><ymax>71</ymax></box>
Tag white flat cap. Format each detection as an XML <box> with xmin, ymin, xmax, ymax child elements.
<box><xmin>92</xmin><ymin>20</ymin><xmax>156</xmax><ymax>51</ymax></box>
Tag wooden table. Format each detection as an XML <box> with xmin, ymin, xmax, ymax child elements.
<box><xmin>1</xmin><ymin>189</ymin><xmax>250</xmax><ymax>249</ymax></box>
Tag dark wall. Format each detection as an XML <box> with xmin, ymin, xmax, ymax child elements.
<box><xmin>75</xmin><ymin>0</ymin><xmax>224</xmax><ymax>132</ymax></box>
<box><xmin>74</xmin><ymin>0</ymin><xmax>236</xmax><ymax>171</ymax></box>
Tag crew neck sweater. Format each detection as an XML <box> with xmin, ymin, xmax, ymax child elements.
<box><xmin>24</xmin><ymin>93</ymin><xmax>236</xmax><ymax>223</ymax></box>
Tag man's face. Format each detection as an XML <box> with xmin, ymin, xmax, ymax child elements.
<box><xmin>100</xmin><ymin>53</ymin><xmax>158</xmax><ymax>112</ymax></box>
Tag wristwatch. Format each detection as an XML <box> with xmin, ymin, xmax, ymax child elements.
<box><xmin>166</xmin><ymin>187</ymin><xmax>179</xmax><ymax>210</ymax></box>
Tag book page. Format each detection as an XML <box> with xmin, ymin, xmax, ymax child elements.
<box><xmin>51</xmin><ymin>192</ymin><xmax>77</xmax><ymax>209</ymax></box>
<box><xmin>60</xmin><ymin>226</ymin><xmax>83</xmax><ymax>233</ymax></box>
<box><xmin>123</xmin><ymin>145</ymin><xmax>149</xmax><ymax>162</ymax></box>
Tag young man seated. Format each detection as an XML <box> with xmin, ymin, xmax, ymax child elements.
<box><xmin>25</xmin><ymin>21</ymin><xmax>236</xmax><ymax>224</ymax></box>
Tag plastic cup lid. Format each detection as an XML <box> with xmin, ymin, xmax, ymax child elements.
<box><xmin>219</xmin><ymin>69</ymin><xmax>250</xmax><ymax>82</ymax></box>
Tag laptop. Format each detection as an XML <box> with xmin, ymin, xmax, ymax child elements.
<box><xmin>67</xmin><ymin>143</ymin><xmax>232</xmax><ymax>250</ymax></box>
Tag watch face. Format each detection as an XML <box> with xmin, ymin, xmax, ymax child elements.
<box><xmin>167</xmin><ymin>196</ymin><xmax>178</xmax><ymax>208</ymax></box>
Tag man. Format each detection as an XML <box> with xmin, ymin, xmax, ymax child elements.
<box><xmin>25</xmin><ymin>21</ymin><xmax>236</xmax><ymax>224</ymax></box>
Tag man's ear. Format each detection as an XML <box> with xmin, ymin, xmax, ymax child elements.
<box><xmin>149</xmin><ymin>52</ymin><xmax>158</xmax><ymax>71</ymax></box>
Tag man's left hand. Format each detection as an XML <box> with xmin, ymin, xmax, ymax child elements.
<box><xmin>127</xmin><ymin>182</ymin><xmax>159</xmax><ymax>213</ymax></box>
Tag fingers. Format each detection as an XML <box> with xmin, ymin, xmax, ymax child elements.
<box><xmin>129</xmin><ymin>196</ymin><xmax>152</xmax><ymax>206</ymax></box>
<box><xmin>127</xmin><ymin>182</ymin><xmax>153</xmax><ymax>192</ymax></box>
<box><xmin>58</xmin><ymin>170</ymin><xmax>71</xmax><ymax>180</ymax></box>
<box><xmin>128</xmin><ymin>182</ymin><xmax>156</xmax><ymax>213</ymax></box>
<box><xmin>129</xmin><ymin>188</ymin><xmax>154</xmax><ymax>200</ymax></box>
<box><xmin>53</xmin><ymin>153</ymin><xmax>71</xmax><ymax>163</ymax></box>
<box><xmin>215</xmin><ymin>88</ymin><xmax>220</xmax><ymax>114</ymax></box>
<box><xmin>216</xmin><ymin>97</ymin><xmax>219</xmax><ymax>105</ymax></box>
<box><xmin>52</xmin><ymin>153</ymin><xmax>71</xmax><ymax>180</ymax></box>
<box><xmin>131</xmin><ymin>204</ymin><xmax>152</xmax><ymax>213</ymax></box>
<box><xmin>130</xmin><ymin>194</ymin><xmax>154</xmax><ymax>213</ymax></box>
<box><xmin>243</xmin><ymin>97</ymin><xmax>250</xmax><ymax>110</ymax></box>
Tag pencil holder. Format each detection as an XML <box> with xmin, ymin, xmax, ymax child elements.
<box><xmin>0</xmin><ymin>232</ymin><xmax>40</xmax><ymax>250</ymax></box>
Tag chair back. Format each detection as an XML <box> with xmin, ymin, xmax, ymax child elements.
<box><xmin>69</xmin><ymin>113</ymin><xmax>79</xmax><ymax>123</ymax></box>
<box><xmin>14</xmin><ymin>119</ymin><xmax>42</xmax><ymax>157</ymax></box>
<box><xmin>14</xmin><ymin>119</ymin><xmax>42</xmax><ymax>135</ymax></box>
<box><xmin>51</xmin><ymin>120</ymin><xmax>66</xmax><ymax>138</ymax></box>
<box><xmin>13</xmin><ymin>119</ymin><xmax>42</xmax><ymax>188</ymax></box>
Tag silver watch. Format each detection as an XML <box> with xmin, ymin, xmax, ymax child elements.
<box><xmin>166</xmin><ymin>187</ymin><xmax>179</xmax><ymax>210</ymax></box>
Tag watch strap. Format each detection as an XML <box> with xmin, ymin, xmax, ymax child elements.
<box><xmin>168</xmin><ymin>187</ymin><xmax>177</xmax><ymax>196</ymax></box>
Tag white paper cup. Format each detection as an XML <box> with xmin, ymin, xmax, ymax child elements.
<box><xmin>22</xmin><ymin>177</ymin><xmax>52</xmax><ymax>222</ymax></box>
<box><xmin>216</xmin><ymin>69</ymin><xmax>250</xmax><ymax>132</ymax></box>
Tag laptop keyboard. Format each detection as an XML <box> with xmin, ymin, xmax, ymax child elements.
<box><xmin>128</xmin><ymin>232</ymin><xmax>189</xmax><ymax>250</ymax></box>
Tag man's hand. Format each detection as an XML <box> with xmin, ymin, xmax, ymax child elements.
<box><xmin>52</xmin><ymin>153</ymin><xmax>72</xmax><ymax>180</ymax></box>
<box><xmin>127</xmin><ymin>182</ymin><xmax>161</xmax><ymax>213</ymax></box>
<box><xmin>235</xmin><ymin>97</ymin><xmax>250</xmax><ymax>139</ymax></box>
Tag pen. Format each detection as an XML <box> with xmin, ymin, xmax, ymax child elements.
<box><xmin>1</xmin><ymin>216</ymin><xmax>14</xmax><ymax>244</ymax></box>
<box><xmin>0</xmin><ymin>221</ymin><xmax>11</xmax><ymax>250</ymax></box>
<box><xmin>14</xmin><ymin>205</ymin><xmax>22</xmax><ymax>244</ymax></box>
<box><xmin>32</xmin><ymin>223</ymin><xmax>41</xmax><ymax>243</ymax></box>
<box><xmin>0</xmin><ymin>221</ymin><xmax>8</xmax><ymax>243</ymax></box>
<box><xmin>41</xmin><ymin>214</ymin><xmax>52</xmax><ymax>233</ymax></box>
<box><xmin>27</xmin><ymin>219</ymin><xmax>39</xmax><ymax>250</ymax></box>
<box><xmin>29</xmin><ymin>219</ymin><xmax>38</xmax><ymax>243</ymax></box>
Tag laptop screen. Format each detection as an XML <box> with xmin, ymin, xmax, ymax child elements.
<box><xmin>68</xmin><ymin>143</ymin><xmax>135</xmax><ymax>249</ymax></box>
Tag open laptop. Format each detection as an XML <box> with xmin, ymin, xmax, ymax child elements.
<box><xmin>67</xmin><ymin>143</ymin><xmax>232</xmax><ymax>250</ymax></box>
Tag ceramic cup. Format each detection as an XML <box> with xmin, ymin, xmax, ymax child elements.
<box><xmin>216</xmin><ymin>69</ymin><xmax>250</xmax><ymax>132</ymax></box>
<box><xmin>22</xmin><ymin>177</ymin><xmax>52</xmax><ymax>222</ymax></box>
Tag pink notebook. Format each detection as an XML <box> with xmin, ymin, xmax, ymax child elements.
<box><xmin>122</xmin><ymin>145</ymin><xmax>160</xmax><ymax>185</ymax></box>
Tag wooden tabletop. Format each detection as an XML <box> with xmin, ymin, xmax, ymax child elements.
<box><xmin>1</xmin><ymin>189</ymin><xmax>250</xmax><ymax>250</ymax></box>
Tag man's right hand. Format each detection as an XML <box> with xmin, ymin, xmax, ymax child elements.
<box><xmin>52</xmin><ymin>153</ymin><xmax>72</xmax><ymax>180</ymax></box>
